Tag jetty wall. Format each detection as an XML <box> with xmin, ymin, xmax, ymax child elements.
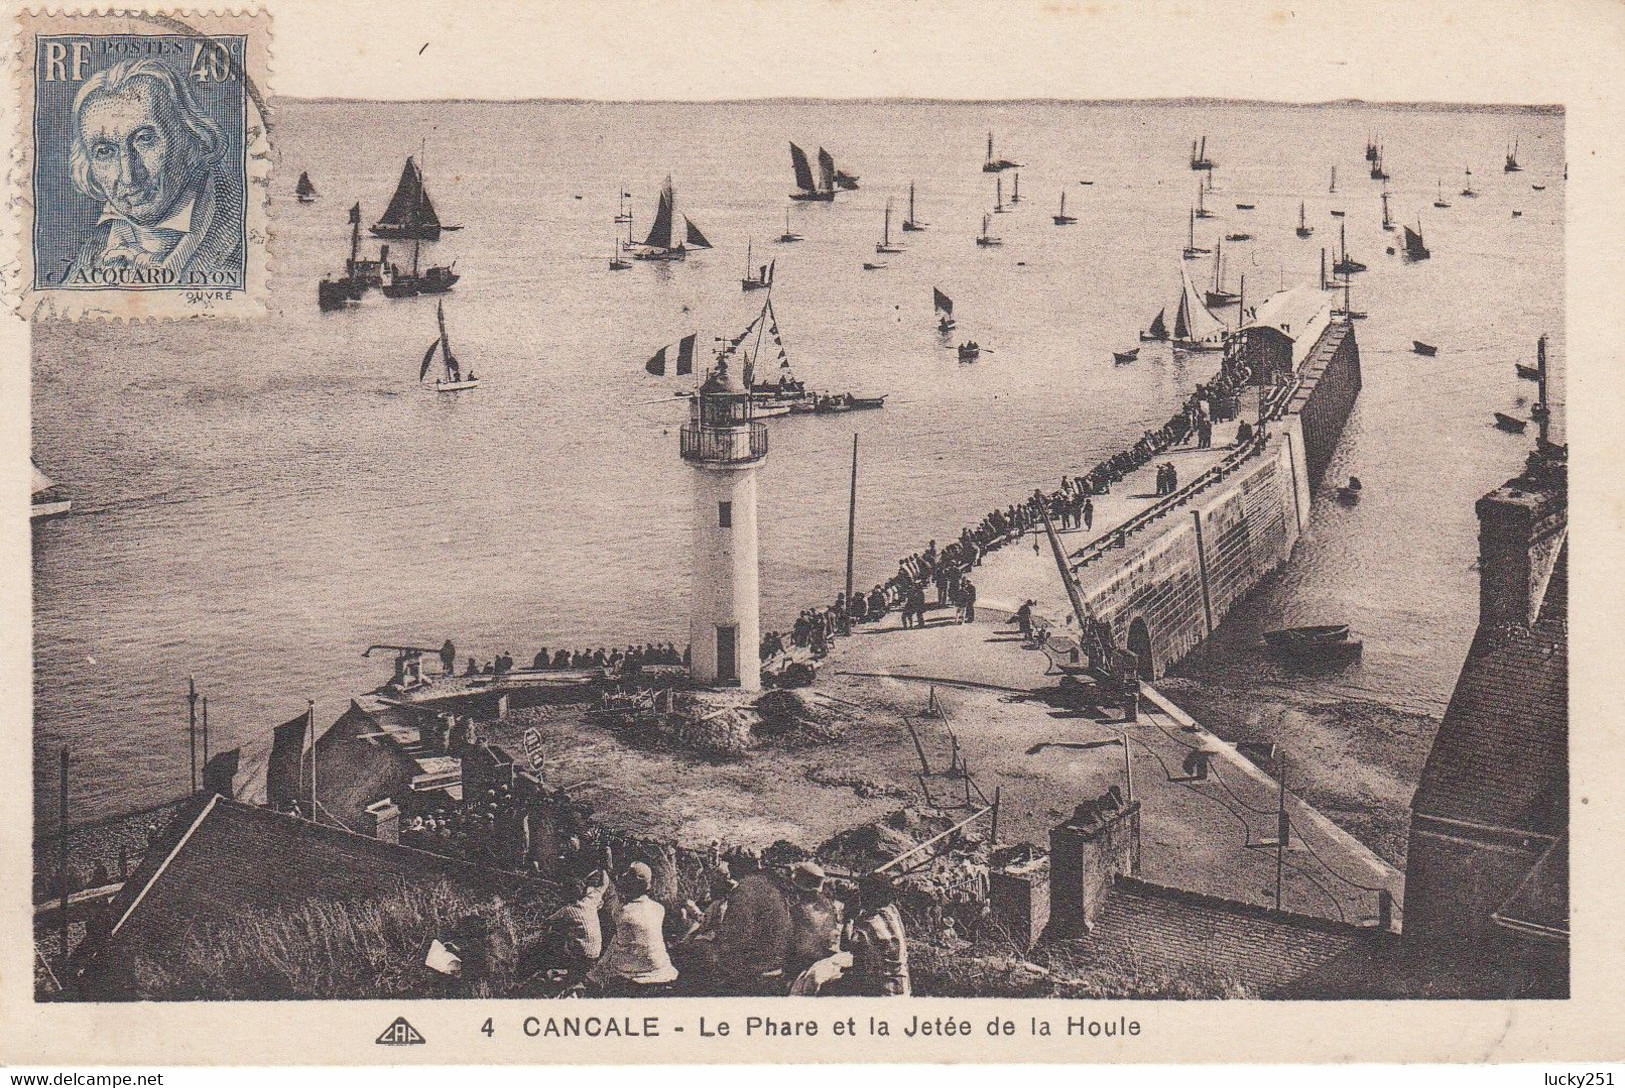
<box><xmin>1072</xmin><ymin>320</ymin><xmax>1359</xmax><ymax>679</ymax></box>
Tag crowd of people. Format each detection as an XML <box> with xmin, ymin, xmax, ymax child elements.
<box><xmin>456</xmin><ymin>643</ymin><xmax>690</xmax><ymax>678</ymax></box>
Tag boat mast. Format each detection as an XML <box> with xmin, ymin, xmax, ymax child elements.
<box><xmin>909</xmin><ymin>182</ymin><xmax>916</xmax><ymax>222</ymax></box>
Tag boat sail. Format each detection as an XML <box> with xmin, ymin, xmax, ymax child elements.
<box><xmin>1460</xmin><ymin>169</ymin><xmax>1478</xmax><ymax>197</ymax></box>
<box><xmin>1205</xmin><ymin>239</ymin><xmax>1238</xmax><ymax>308</ymax></box>
<box><xmin>1140</xmin><ymin>307</ymin><xmax>1169</xmax><ymax>342</ymax></box>
<box><xmin>1404</xmin><ymin>220</ymin><xmax>1431</xmax><ymax>261</ymax></box>
<box><xmin>876</xmin><ymin>200</ymin><xmax>903</xmax><ymax>254</ymax></box>
<box><xmin>1381</xmin><ymin>189</ymin><xmax>1394</xmax><ymax>231</ymax></box>
<box><xmin>741</xmin><ymin>241</ymin><xmax>773</xmax><ymax>291</ymax></box>
<box><xmin>1184</xmin><ymin>207</ymin><xmax>1210</xmax><ymax>258</ymax></box>
<box><xmin>993</xmin><ymin>175</ymin><xmax>1006</xmax><ymax>213</ymax></box>
<box><xmin>1195</xmin><ymin>182</ymin><xmax>1214</xmax><ymax>219</ymax></box>
<box><xmin>903</xmin><ymin>182</ymin><xmax>927</xmax><ymax>231</ymax></box>
<box><xmin>371</xmin><ymin>155</ymin><xmax>460</xmax><ymax>241</ymax></box>
<box><xmin>1505</xmin><ymin>138</ymin><xmax>1522</xmax><ymax>172</ymax></box>
<box><xmin>1369</xmin><ymin>149</ymin><xmax>1388</xmax><ymax>181</ymax></box>
<box><xmin>789</xmin><ymin>142</ymin><xmax>834</xmax><ymax>202</ymax></box>
<box><xmin>1173</xmin><ymin>263</ymin><xmax>1227</xmax><ymax>350</ymax></box>
<box><xmin>634</xmin><ymin>176</ymin><xmax>711</xmax><ymax>261</ymax></box>
<box><xmin>818</xmin><ymin>148</ymin><xmax>837</xmax><ymax>194</ymax></box>
<box><xmin>983</xmin><ymin>132</ymin><xmax>1020</xmax><ymax>172</ymax></box>
<box><xmin>1365</xmin><ymin>134</ymin><xmax>1379</xmax><ymax>162</ymax></box>
<box><xmin>420</xmin><ymin>301</ymin><xmax>478</xmax><ymax>391</ymax></box>
<box><xmin>296</xmin><ymin>171</ymin><xmax>317</xmax><ymax>203</ymax></box>
<box><xmin>1054</xmin><ymin>190</ymin><xmax>1076</xmax><ymax>225</ymax></box>
<box><xmin>1296</xmin><ymin>201</ymin><xmax>1313</xmax><ymax>238</ymax></box>
<box><xmin>933</xmin><ymin>287</ymin><xmax>956</xmax><ymax>332</ymax></box>
<box><xmin>1190</xmin><ymin>136</ymin><xmax>1215</xmax><ymax>171</ymax></box>
<box><xmin>976</xmin><ymin>213</ymin><xmax>1002</xmax><ymax>247</ymax></box>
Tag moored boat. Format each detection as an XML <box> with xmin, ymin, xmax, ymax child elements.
<box><xmin>975</xmin><ymin>213</ymin><xmax>1002</xmax><ymax>247</ymax></box>
<box><xmin>1413</xmin><ymin>340</ymin><xmax>1438</xmax><ymax>356</ymax></box>
<box><xmin>875</xmin><ymin>200</ymin><xmax>903</xmax><ymax>254</ymax></box>
<box><xmin>1263</xmin><ymin>624</ymin><xmax>1351</xmax><ymax>648</ymax></box>
<box><xmin>296</xmin><ymin>171</ymin><xmax>317</xmax><ymax>204</ymax></box>
<box><xmin>1053</xmin><ymin>190</ymin><xmax>1076</xmax><ymax>225</ymax></box>
<box><xmin>777</xmin><ymin>206</ymin><xmax>803</xmax><ymax>244</ymax></box>
<box><xmin>983</xmin><ymin>132</ymin><xmax>1021</xmax><ymax>172</ymax></box>
<box><xmin>1189</xmin><ymin>135</ymin><xmax>1215</xmax><ymax>171</ymax></box>
<box><xmin>1296</xmin><ymin>201</ymin><xmax>1313</xmax><ymax>238</ymax></box>
<box><xmin>1113</xmin><ymin>348</ymin><xmax>1140</xmax><ymax>364</ymax></box>
<box><xmin>902</xmin><ymin>182</ymin><xmax>928</xmax><ymax>231</ymax></box>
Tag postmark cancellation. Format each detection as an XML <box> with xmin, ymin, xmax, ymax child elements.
<box><xmin>10</xmin><ymin>9</ymin><xmax>270</xmax><ymax>319</ymax></box>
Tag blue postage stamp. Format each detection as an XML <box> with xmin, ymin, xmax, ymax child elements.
<box><xmin>15</xmin><ymin>10</ymin><xmax>270</xmax><ymax>319</ymax></box>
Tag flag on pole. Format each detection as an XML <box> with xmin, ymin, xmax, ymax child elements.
<box><xmin>645</xmin><ymin>345</ymin><xmax>668</xmax><ymax>376</ymax></box>
<box><xmin>348</xmin><ymin>202</ymin><xmax>361</xmax><ymax>225</ymax></box>
<box><xmin>676</xmin><ymin>334</ymin><xmax>696</xmax><ymax>376</ymax></box>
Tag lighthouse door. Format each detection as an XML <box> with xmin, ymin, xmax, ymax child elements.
<box><xmin>715</xmin><ymin>625</ymin><xmax>739</xmax><ymax>683</ymax></box>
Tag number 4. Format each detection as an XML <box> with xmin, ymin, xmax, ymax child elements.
<box><xmin>189</xmin><ymin>42</ymin><xmax>233</xmax><ymax>83</ymax></box>
<box><xmin>481</xmin><ymin>1018</ymin><xmax>494</xmax><ymax>1038</ymax></box>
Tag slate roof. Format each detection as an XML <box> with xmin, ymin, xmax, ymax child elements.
<box><xmin>1039</xmin><ymin>877</ymin><xmax>1391</xmax><ymax>997</ymax></box>
<box><xmin>1411</xmin><ymin>546</ymin><xmax>1567</xmax><ymax>836</ymax></box>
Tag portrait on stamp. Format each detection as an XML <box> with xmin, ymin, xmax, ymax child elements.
<box><xmin>31</xmin><ymin>35</ymin><xmax>248</xmax><ymax>293</ymax></box>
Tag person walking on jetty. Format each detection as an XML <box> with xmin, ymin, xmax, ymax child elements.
<box><xmin>587</xmin><ymin>862</ymin><xmax>678</xmax><ymax>995</ymax></box>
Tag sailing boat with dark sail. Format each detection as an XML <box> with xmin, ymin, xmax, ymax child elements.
<box><xmin>1404</xmin><ymin>219</ymin><xmax>1431</xmax><ymax>261</ymax></box>
<box><xmin>903</xmin><ymin>182</ymin><xmax>927</xmax><ymax>231</ymax></box>
<box><xmin>633</xmin><ymin>175</ymin><xmax>712</xmax><ymax>261</ymax></box>
<box><xmin>741</xmin><ymin>241</ymin><xmax>773</xmax><ymax>291</ymax></box>
<box><xmin>371</xmin><ymin>155</ymin><xmax>460</xmax><ymax>240</ymax></box>
<box><xmin>934</xmin><ymin>287</ymin><xmax>956</xmax><ymax>333</ymax></box>
<box><xmin>296</xmin><ymin>171</ymin><xmax>317</xmax><ymax>204</ymax></box>
<box><xmin>789</xmin><ymin>143</ymin><xmax>835</xmax><ymax>202</ymax></box>
<box><xmin>876</xmin><ymin>200</ymin><xmax>903</xmax><ymax>254</ymax></box>
<box><xmin>420</xmin><ymin>301</ymin><xmax>477</xmax><ymax>392</ymax></box>
<box><xmin>1054</xmin><ymin>191</ymin><xmax>1076</xmax><ymax>225</ymax></box>
<box><xmin>1140</xmin><ymin>308</ymin><xmax>1169</xmax><ymax>342</ymax></box>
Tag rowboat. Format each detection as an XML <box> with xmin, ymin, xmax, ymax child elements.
<box><xmin>813</xmin><ymin>394</ymin><xmax>886</xmax><ymax>413</ymax></box>
<box><xmin>1494</xmin><ymin>412</ymin><xmax>1528</xmax><ymax>433</ymax></box>
<box><xmin>1263</xmin><ymin>624</ymin><xmax>1351</xmax><ymax>648</ymax></box>
<box><xmin>1337</xmin><ymin>476</ymin><xmax>1363</xmax><ymax>504</ymax></box>
<box><xmin>957</xmin><ymin>342</ymin><xmax>982</xmax><ymax>362</ymax></box>
<box><xmin>1412</xmin><ymin>341</ymin><xmax>1437</xmax><ymax>356</ymax></box>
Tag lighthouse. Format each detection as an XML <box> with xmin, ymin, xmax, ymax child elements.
<box><xmin>682</xmin><ymin>352</ymin><xmax>768</xmax><ymax>690</ymax></box>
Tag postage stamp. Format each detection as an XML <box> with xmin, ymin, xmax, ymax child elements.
<box><xmin>11</xmin><ymin>9</ymin><xmax>270</xmax><ymax>319</ymax></box>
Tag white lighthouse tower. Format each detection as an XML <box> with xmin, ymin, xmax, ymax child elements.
<box><xmin>682</xmin><ymin>352</ymin><xmax>768</xmax><ymax>690</ymax></box>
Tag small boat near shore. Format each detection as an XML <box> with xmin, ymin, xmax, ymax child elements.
<box><xmin>1413</xmin><ymin>340</ymin><xmax>1438</xmax><ymax>356</ymax></box>
<box><xmin>813</xmin><ymin>393</ymin><xmax>886</xmax><ymax>413</ymax></box>
<box><xmin>1053</xmin><ymin>190</ymin><xmax>1077</xmax><ymax>225</ymax></box>
<box><xmin>1264</xmin><ymin>624</ymin><xmax>1350</xmax><ymax>648</ymax></box>
<box><xmin>1494</xmin><ymin>412</ymin><xmax>1528</xmax><ymax>433</ymax></box>
<box><xmin>1113</xmin><ymin>347</ymin><xmax>1140</xmax><ymax>364</ymax></box>
<box><xmin>957</xmin><ymin>341</ymin><xmax>982</xmax><ymax>362</ymax></box>
<box><xmin>1264</xmin><ymin>624</ymin><xmax>1362</xmax><ymax>666</ymax></box>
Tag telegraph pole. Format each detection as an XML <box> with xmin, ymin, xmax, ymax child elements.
<box><xmin>201</xmin><ymin>695</ymin><xmax>210</xmax><ymax>771</ymax></box>
<box><xmin>186</xmin><ymin>677</ymin><xmax>198</xmax><ymax>793</ymax></box>
<box><xmin>843</xmin><ymin>433</ymin><xmax>858</xmax><ymax>635</ymax></box>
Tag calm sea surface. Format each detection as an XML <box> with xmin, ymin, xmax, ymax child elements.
<box><xmin>32</xmin><ymin>100</ymin><xmax>1563</xmax><ymax>828</ymax></box>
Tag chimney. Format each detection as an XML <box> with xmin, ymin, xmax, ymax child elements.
<box><xmin>1047</xmin><ymin>787</ymin><xmax>1141</xmax><ymax>936</ymax></box>
<box><xmin>364</xmin><ymin>798</ymin><xmax>400</xmax><ymax>844</ymax></box>
<box><xmin>989</xmin><ymin>851</ymin><xmax>1051</xmax><ymax>951</ymax></box>
<box><xmin>1475</xmin><ymin>453</ymin><xmax>1567</xmax><ymax>631</ymax></box>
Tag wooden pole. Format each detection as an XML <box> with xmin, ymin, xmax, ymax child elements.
<box><xmin>58</xmin><ymin>747</ymin><xmax>70</xmax><ymax>980</ymax></box>
<box><xmin>201</xmin><ymin>695</ymin><xmax>209</xmax><ymax>770</ymax></box>
<box><xmin>843</xmin><ymin>433</ymin><xmax>858</xmax><ymax>635</ymax></box>
<box><xmin>873</xmin><ymin>802</ymin><xmax>995</xmax><ymax>873</ymax></box>
<box><xmin>1536</xmin><ymin>334</ymin><xmax>1549</xmax><ymax>446</ymax></box>
<box><xmin>991</xmin><ymin>786</ymin><xmax>1001</xmax><ymax>843</ymax></box>
<box><xmin>1275</xmin><ymin>769</ymin><xmax>1287</xmax><ymax>912</ymax></box>
<box><xmin>901</xmin><ymin>716</ymin><xmax>932</xmax><ymax>775</ymax></box>
<box><xmin>307</xmin><ymin>700</ymin><xmax>316</xmax><ymax>824</ymax></box>
<box><xmin>1122</xmin><ymin>735</ymin><xmax>1134</xmax><ymax>804</ymax></box>
<box><xmin>186</xmin><ymin>677</ymin><xmax>198</xmax><ymax>793</ymax></box>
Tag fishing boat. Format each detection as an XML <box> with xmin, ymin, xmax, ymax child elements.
<box><xmin>1263</xmin><ymin>624</ymin><xmax>1351</xmax><ymax>648</ymax></box>
<box><xmin>1433</xmin><ymin>181</ymin><xmax>1451</xmax><ymax>209</ymax></box>
<box><xmin>1365</xmin><ymin>134</ymin><xmax>1379</xmax><ymax>162</ymax></box>
<box><xmin>862</xmin><ymin>262</ymin><xmax>887</xmax><ymax>271</ymax></box>
<box><xmin>1235</xmin><ymin>202</ymin><xmax>1255</xmax><ymax>211</ymax></box>
<box><xmin>1333</xmin><ymin>223</ymin><xmax>1366</xmax><ymax>275</ymax></box>
<box><xmin>1225</xmin><ymin>230</ymin><xmax>1252</xmax><ymax>242</ymax></box>
<box><xmin>1113</xmin><ymin>348</ymin><xmax>1140</xmax><ymax>364</ymax></box>
<box><xmin>741</xmin><ymin>241</ymin><xmax>773</xmax><ymax>291</ymax></box>
<box><xmin>1330</xmin><ymin>209</ymin><xmax>1346</xmax><ymax>218</ymax></box>
<box><xmin>296</xmin><ymin>171</ymin><xmax>317</xmax><ymax>204</ymax></box>
<box><xmin>1267</xmin><ymin>632</ymin><xmax>1363</xmax><ymax>666</ymax></box>
<box><xmin>1413</xmin><ymin>341</ymin><xmax>1438</xmax><ymax>356</ymax></box>
<box><xmin>614</xmin><ymin>187</ymin><xmax>633</xmax><ymax>224</ymax></box>
<box><xmin>1512</xmin><ymin>210</ymin><xmax>1523</xmax><ymax>219</ymax></box>
<box><xmin>1053</xmin><ymin>190</ymin><xmax>1077</xmax><ymax>225</ymax></box>
<box><xmin>609</xmin><ymin>243</ymin><xmax>630</xmax><ymax>271</ymax></box>
<box><xmin>1532</xmin><ymin>184</ymin><xmax>1546</xmax><ymax>191</ymax></box>
<box><xmin>1189</xmin><ymin>136</ymin><xmax>1215</xmax><ymax>171</ymax></box>
<box><xmin>1336</xmin><ymin>477</ymin><xmax>1363</xmax><ymax>504</ymax></box>
<box><xmin>1504</xmin><ymin>138</ymin><xmax>1522</xmax><ymax>173</ymax></box>
<box><xmin>1172</xmin><ymin>263</ymin><xmax>1228</xmax><ymax>351</ymax></box>
<box><xmin>813</xmin><ymin>393</ymin><xmax>886</xmax><ymax>413</ymax></box>
<box><xmin>1329</xmin><ymin>165</ymin><xmax>1338</xmax><ymax>194</ymax></box>
<box><xmin>1516</xmin><ymin>363</ymin><xmax>1540</xmax><ymax>381</ymax></box>
<box><xmin>420</xmin><ymin>301</ymin><xmax>478</xmax><ymax>392</ymax></box>
<box><xmin>31</xmin><ymin>461</ymin><xmax>70</xmax><ymax>520</ymax></box>
<box><xmin>957</xmin><ymin>342</ymin><xmax>982</xmax><ymax>361</ymax></box>
<box><xmin>1204</xmin><ymin>240</ymin><xmax>1238</xmax><ymax>308</ymax></box>
<box><xmin>983</xmin><ymin>132</ymin><xmax>1021</xmax><ymax>172</ymax></box>
<box><xmin>1010</xmin><ymin>173</ymin><xmax>1022</xmax><ymax>204</ymax></box>
<box><xmin>934</xmin><ymin>287</ymin><xmax>956</xmax><ymax>332</ymax></box>
<box><xmin>1296</xmin><ymin>201</ymin><xmax>1314</xmax><ymax>238</ymax></box>
<box><xmin>875</xmin><ymin>200</ymin><xmax>904</xmax><ymax>254</ymax></box>
<box><xmin>993</xmin><ymin>175</ymin><xmax>1007</xmax><ymax>213</ymax></box>
<box><xmin>789</xmin><ymin>143</ymin><xmax>837</xmax><ymax>202</ymax></box>
<box><xmin>1404</xmin><ymin>220</ymin><xmax>1430</xmax><ymax>261</ymax></box>
<box><xmin>1460</xmin><ymin>169</ymin><xmax>1478</xmax><ymax>198</ymax></box>
<box><xmin>371</xmin><ymin>154</ymin><xmax>460</xmax><ymax>240</ymax></box>
<box><xmin>1494</xmin><ymin>412</ymin><xmax>1528</xmax><ymax>433</ymax></box>
<box><xmin>1194</xmin><ymin>183</ymin><xmax>1215</xmax><ymax>219</ymax></box>
<box><xmin>902</xmin><ymin>182</ymin><xmax>928</xmax><ymax>231</ymax></box>
<box><xmin>1369</xmin><ymin>150</ymin><xmax>1389</xmax><ymax>181</ymax></box>
<box><xmin>1333</xmin><ymin>276</ymin><xmax>1366</xmax><ymax>320</ymax></box>
<box><xmin>833</xmin><ymin>167</ymin><xmax>860</xmax><ymax>191</ymax></box>
<box><xmin>1183</xmin><ymin>208</ymin><xmax>1210</xmax><ymax>259</ymax></box>
<box><xmin>1140</xmin><ymin>308</ymin><xmax>1169</xmax><ymax>342</ymax></box>
<box><xmin>1079</xmin><ymin>179</ymin><xmax>1095</xmax><ymax>186</ymax></box>
<box><xmin>777</xmin><ymin>207</ymin><xmax>803</xmax><ymax>244</ymax></box>
<box><xmin>632</xmin><ymin>175</ymin><xmax>712</xmax><ymax>261</ymax></box>
<box><xmin>1381</xmin><ymin>190</ymin><xmax>1394</xmax><ymax>231</ymax></box>
<box><xmin>975</xmin><ymin>213</ymin><xmax>1002</xmax><ymax>247</ymax></box>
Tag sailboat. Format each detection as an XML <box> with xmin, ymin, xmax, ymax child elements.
<box><xmin>1369</xmin><ymin>149</ymin><xmax>1389</xmax><ymax>181</ymax></box>
<box><xmin>1172</xmin><ymin>263</ymin><xmax>1228</xmax><ymax>351</ymax></box>
<box><xmin>733</xmin><ymin>292</ymin><xmax>883</xmax><ymax>413</ymax></box>
<box><xmin>993</xmin><ymin>175</ymin><xmax>1007</xmax><ymax>213</ymax></box>
<box><xmin>1329</xmin><ymin>166</ymin><xmax>1337</xmax><ymax>194</ymax></box>
<box><xmin>633</xmin><ymin>175</ymin><xmax>712</xmax><ymax>261</ymax></box>
<box><xmin>371</xmin><ymin>154</ymin><xmax>460</xmax><ymax>240</ymax></box>
<box><xmin>1332</xmin><ymin>275</ymin><xmax>1366</xmax><ymax>320</ymax></box>
<box><xmin>1054</xmin><ymin>190</ymin><xmax>1076</xmax><ymax>225</ymax></box>
<box><xmin>1195</xmin><ymin>182</ymin><xmax>1215</xmax><ymax>219</ymax></box>
<box><xmin>1333</xmin><ymin>222</ymin><xmax>1366</xmax><ymax>275</ymax></box>
<box><xmin>1404</xmin><ymin>219</ymin><xmax>1430</xmax><ymax>261</ymax></box>
<box><xmin>1504</xmin><ymin>138</ymin><xmax>1522</xmax><ymax>173</ymax></box>
<box><xmin>1433</xmin><ymin>181</ymin><xmax>1451</xmax><ymax>209</ymax></box>
<box><xmin>1365</xmin><ymin>134</ymin><xmax>1380</xmax><ymax>162</ymax></box>
<box><xmin>609</xmin><ymin>240</ymin><xmax>630</xmax><ymax>271</ymax></box>
<box><xmin>741</xmin><ymin>241</ymin><xmax>773</xmax><ymax>290</ymax></box>
<box><xmin>1381</xmin><ymin>190</ymin><xmax>1394</xmax><ymax>231</ymax></box>
<box><xmin>379</xmin><ymin>238</ymin><xmax>458</xmax><ymax>298</ymax></box>
<box><xmin>318</xmin><ymin>202</ymin><xmax>369</xmax><ymax>310</ymax></box>
<box><xmin>614</xmin><ymin>187</ymin><xmax>633</xmax><ymax>223</ymax></box>
<box><xmin>1460</xmin><ymin>168</ymin><xmax>1478</xmax><ymax>198</ymax></box>
<box><xmin>296</xmin><ymin>171</ymin><xmax>317</xmax><ymax>204</ymax></box>
<box><xmin>1296</xmin><ymin>201</ymin><xmax>1314</xmax><ymax>238</ymax></box>
<box><xmin>31</xmin><ymin>461</ymin><xmax>70</xmax><ymax>520</ymax></box>
<box><xmin>934</xmin><ymin>287</ymin><xmax>956</xmax><ymax>333</ymax></box>
<box><xmin>1010</xmin><ymin>172</ymin><xmax>1022</xmax><ymax>204</ymax></box>
<box><xmin>789</xmin><ymin>143</ymin><xmax>836</xmax><ymax>202</ymax></box>
<box><xmin>1204</xmin><ymin>240</ymin><xmax>1238</xmax><ymax>308</ymax></box>
<box><xmin>975</xmin><ymin>213</ymin><xmax>1002</xmax><ymax>247</ymax></box>
<box><xmin>1190</xmin><ymin>136</ymin><xmax>1215</xmax><ymax>171</ymax></box>
<box><xmin>983</xmin><ymin>131</ymin><xmax>1020</xmax><ymax>172</ymax></box>
<box><xmin>1184</xmin><ymin>208</ymin><xmax>1210</xmax><ymax>259</ymax></box>
<box><xmin>833</xmin><ymin>161</ymin><xmax>860</xmax><ymax>191</ymax></box>
<box><xmin>777</xmin><ymin>207</ymin><xmax>803</xmax><ymax>244</ymax></box>
<box><xmin>1140</xmin><ymin>307</ymin><xmax>1169</xmax><ymax>342</ymax></box>
<box><xmin>420</xmin><ymin>301</ymin><xmax>477</xmax><ymax>392</ymax></box>
<box><xmin>875</xmin><ymin>200</ymin><xmax>903</xmax><ymax>254</ymax></box>
<box><xmin>902</xmin><ymin>182</ymin><xmax>928</xmax><ymax>231</ymax></box>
